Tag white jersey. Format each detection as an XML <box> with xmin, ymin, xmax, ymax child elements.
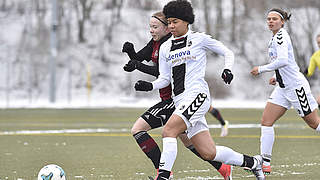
<box><xmin>152</xmin><ymin>30</ymin><xmax>234</xmax><ymax>103</ymax></box>
<box><xmin>258</xmin><ymin>28</ymin><xmax>306</xmax><ymax>88</ymax></box>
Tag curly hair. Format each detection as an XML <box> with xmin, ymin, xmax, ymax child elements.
<box><xmin>163</xmin><ymin>0</ymin><xmax>195</xmax><ymax>24</ymax></box>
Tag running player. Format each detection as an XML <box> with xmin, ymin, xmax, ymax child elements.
<box><xmin>122</xmin><ymin>11</ymin><xmax>232</xmax><ymax>179</ymax></box>
<box><xmin>134</xmin><ymin>1</ymin><xmax>265</xmax><ymax>179</ymax></box>
<box><xmin>250</xmin><ymin>8</ymin><xmax>320</xmax><ymax>175</ymax></box>
<box><xmin>305</xmin><ymin>34</ymin><xmax>320</xmax><ymax>109</ymax></box>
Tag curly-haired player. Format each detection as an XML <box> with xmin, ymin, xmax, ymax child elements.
<box><xmin>135</xmin><ymin>1</ymin><xmax>265</xmax><ymax>179</ymax></box>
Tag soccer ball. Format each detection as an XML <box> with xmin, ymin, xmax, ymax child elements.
<box><xmin>37</xmin><ymin>164</ymin><xmax>66</xmax><ymax>180</ymax></box>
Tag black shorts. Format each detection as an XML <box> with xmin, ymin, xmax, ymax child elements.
<box><xmin>141</xmin><ymin>98</ymin><xmax>175</xmax><ymax>129</ymax></box>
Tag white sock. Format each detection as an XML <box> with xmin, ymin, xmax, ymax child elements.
<box><xmin>213</xmin><ymin>146</ymin><xmax>244</xmax><ymax>166</ymax></box>
<box><xmin>260</xmin><ymin>126</ymin><xmax>274</xmax><ymax>165</ymax></box>
<box><xmin>316</xmin><ymin>124</ymin><xmax>320</xmax><ymax>132</ymax></box>
<box><xmin>159</xmin><ymin>137</ymin><xmax>177</xmax><ymax>171</ymax></box>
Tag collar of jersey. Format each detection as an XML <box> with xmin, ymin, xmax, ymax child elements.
<box><xmin>172</xmin><ymin>29</ymin><xmax>191</xmax><ymax>40</ymax></box>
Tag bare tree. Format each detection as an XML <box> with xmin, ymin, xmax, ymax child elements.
<box><xmin>215</xmin><ymin>0</ymin><xmax>223</xmax><ymax>40</ymax></box>
<box><xmin>73</xmin><ymin>0</ymin><xmax>94</xmax><ymax>43</ymax></box>
<box><xmin>203</xmin><ymin>0</ymin><xmax>212</xmax><ymax>35</ymax></box>
<box><xmin>104</xmin><ymin>0</ymin><xmax>124</xmax><ymax>42</ymax></box>
<box><xmin>231</xmin><ymin>0</ymin><xmax>237</xmax><ymax>42</ymax></box>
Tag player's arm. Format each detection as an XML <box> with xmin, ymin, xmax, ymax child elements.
<box><xmin>123</xmin><ymin>59</ymin><xmax>159</xmax><ymax>77</ymax></box>
<box><xmin>258</xmin><ymin>36</ymin><xmax>289</xmax><ymax>73</ymax></box>
<box><xmin>152</xmin><ymin>46</ymin><xmax>170</xmax><ymax>89</ymax></box>
<box><xmin>306</xmin><ymin>55</ymin><xmax>316</xmax><ymax>77</ymax></box>
<box><xmin>134</xmin><ymin>46</ymin><xmax>170</xmax><ymax>91</ymax></box>
<box><xmin>202</xmin><ymin>34</ymin><xmax>234</xmax><ymax>84</ymax></box>
<box><xmin>122</xmin><ymin>39</ymin><xmax>158</xmax><ymax>76</ymax></box>
<box><xmin>122</xmin><ymin>39</ymin><xmax>153</xmax><ymax>62</ymax></box>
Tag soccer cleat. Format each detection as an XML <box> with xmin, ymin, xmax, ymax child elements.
<box><xmin>218</xmin><ymin>163</ymin><xmax>232</xmax><ymax>180</ymax></box>
<box><xmin>251</xmin><ymin>155</ymin><xmax>266</xmax><ymax>180</ymax></box>
<box><xmin>262</xmin><ymin>165</ymin><xmax>271</xmax><ymax>174</ymax></box>
<box><xmin>150</xmin><ymin>169</ymin><xmax>173</xmax><ymax>180</ymax></box>
<box><xmin>220</xmin><ymin>120</ymin><xmax>229</xmax><ymax>137</ymax></box>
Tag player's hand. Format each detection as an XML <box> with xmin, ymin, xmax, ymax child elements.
<box><xmin>122</xmin><ymin>42</ymin><xmax>134</xmax><ymax>53</ymax></box>
<box><xmin>250</xmin><ymin>66</ymin><xmax>259</xmax><ymax>76</ymax></box>
<box><xmin>269</xmin><ymin>77</ymin><xmax>276</xmax><ymax>85</ymax></box>
<box><xmin>123</xmin><ymin>60</ymin><xmax>139</xmax><ymax>72</ymax></box>
<box><xmin>221</xmin><ymin>69</ymin><xmax>233</xmax><ymax>84</ymax></box>
<box><xmin>134</xmin><ymin>80</ymin><xmax>153</xmax><ymax>91</ymax></box>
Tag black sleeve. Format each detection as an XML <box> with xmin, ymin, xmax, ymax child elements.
<box><xmin>127</xmin><ymin>39</ymin><xmax>153</xmax><ymax>62</ymax></box>
<box><xmin>135</xmin><ymin>61</ymin><xmax>159</xmax><ymax>77</ymax></box>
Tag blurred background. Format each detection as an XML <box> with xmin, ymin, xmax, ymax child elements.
<box><xmin>0</xmin><ymin>0</ymin><xmax>319</xmax><ymax>108</ymax></box>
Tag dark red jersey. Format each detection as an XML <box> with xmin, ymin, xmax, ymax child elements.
<box><xmin>151</xmin><ymin>40</ymin><xmax>172</xmax><ymax>101</ymax></box>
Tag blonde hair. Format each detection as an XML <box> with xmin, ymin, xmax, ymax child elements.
<box><xmin>152</xmin><ymin>11</ymin><xmax>168</xmax><ymax>25</ymax></box>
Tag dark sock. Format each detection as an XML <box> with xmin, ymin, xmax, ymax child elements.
<box><xmin>263</xmin><ymin>157</ymin><xmax>271</xmax><ymax>163</ymax></box>
<box><xmin>241</xmin><ymin>154</ymin><xmax>255</xmax><ymax>168</ymax></box>
<box><xmin>156</xmin><ymin>169</ymin><xmax>171</xmax><ymax>179</ymax></box>
<box><xmin>210</xmin><ymin>108</ymin><xmax>225</xmax><ymax>126</ymax></box>
<box><xmin>133</xmin><ymin>131</ymin><xmax>161</xmax><ymax>169</ymax></box>
<box><xmin>187</xmin><ymin>145</ymin><xmax>222</xmax><ymax>170</ymax></box>
<box><xmin>318</xmin><ymin>104</ymin><xmax>320</xmax><ymax>110</ymax></box>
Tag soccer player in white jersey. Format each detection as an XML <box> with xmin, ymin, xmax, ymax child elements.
<box><xmin>250</xmin><ymin>8</ymin><xmax>320</xmax><ymax>175</ymax></box>
<box><xmin>135</xmin><ymin>0</ymin><xmax>265</xmax><ymax>179</ymax></box>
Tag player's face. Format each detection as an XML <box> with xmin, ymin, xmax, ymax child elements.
<box><xmin>167</xmin><ymin>18</ymin><xmax>188</xmax><ymax>37</ymax></box>
<box><xmin>149</xmin><ymin>17</ymin><xmax>169</xmax><ymax>41</ymax></box>
<box><xmin>267</xmin><ymin>13</ymin><xmax>284</xmax><ymax>34</ymax></box>
<box><xmin>317</xmin><ymin>36</ymin><xmax>320</xmax><ymax>48</ymax></box>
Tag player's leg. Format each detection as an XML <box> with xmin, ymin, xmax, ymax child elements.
<box><xmin>190</xmin><ymin>130</ymin><xmax>265</xmax><ymax>179</ymax></box>
<box><xmin>131</xmin><ymin>118</ymin><xmax>161</xmax><ymax>170</ymax></box>
<box><xmin>292</xmin><ymin>85</ymin><xmax>320</xmax><ymax>131</ymax></box>
<box><xmin>208</xmin><ymin>106</ymin><xmax>229</xmax><ymax>137</ymax></box>
<box><xmin>156</xmin><ymin>114</ymin><xmax>187</xmax><ymax>180</ymax></box>
<box><xmin>260</xmin><ymin>102</ymin><xmax>286</xmax><ymax>174</ymax></box>
<box><xmin>132</xmin><ymin>99</ymin><xmax>175</xmax><ymax>171</ymax></box>
<box><xmin>178</xmin><ymin>133</ymin><xmax>232</xmax><ymax>180</ymax></box>
<box><xmin>302</xmin><ymin>110</ymin><xmax>320</xmax><ymax>131</ymax></box>
<box><xmin>260</xmin><ymin>87</ymin><xmax>288</xmax><ymax>174</ymax></box>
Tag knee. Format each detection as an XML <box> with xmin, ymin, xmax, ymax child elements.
<box><xmin>199</xmin><ymin>150</ymin><xmax>215</xmax><ymax>161</ymax></box>
<box><xmin>131</xmin><ymin>126</ymin><xmax>139</xmax><ymax>135</ymax></box>
<box><xmin>261</xmin><ymin>117</ymin><xmax>274</xmax><ymax>126</ymax></box>
<box><xmin>162</xmin><ymin>126</ymin><xmax>179</xmax><ymax>138</ymax></box>
<box><xmin>131</xmin><ymin>119</ymin><xmax>146</xmax><ymax>135</ymax></box>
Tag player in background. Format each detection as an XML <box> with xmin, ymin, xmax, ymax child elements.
<box><xmin>209</xmin><ymin>106</ymin><xmax>229</xmax><ymax>137</ymax></box>
<box><xmin>134</xmin><ymin>1</ymin><xmax>265</xmax><ymax>179</ymax></box>
<box><xmin>305</xmin><ymin>34</ymin><xmax>320</xmax><ymax>110</ymax></box>
<box><xmin>122</xmin><ymin>11</ymin><xmax>232</xmax><ymax>179</ymax></box>
<box><xmin>250</xmin><ymin>8</ymin><xmax>320</xmax><ymax>175</ymax></box>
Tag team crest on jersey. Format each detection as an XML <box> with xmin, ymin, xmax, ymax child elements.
<box><xmin>154</xmin><ymin>50</ymin><xmax>158</xmax><ymax>57</ymax></box>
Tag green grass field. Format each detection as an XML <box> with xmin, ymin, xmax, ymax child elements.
<box><xmin>0</xmin><ymin>108</ymin><xmax>319</xmax><ymax>180</ymax></box>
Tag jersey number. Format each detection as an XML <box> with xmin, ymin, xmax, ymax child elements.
<box><xmin>172</xmin><ymin>63</ymin><xmax>186</xmax><ymax>96</ymax></box>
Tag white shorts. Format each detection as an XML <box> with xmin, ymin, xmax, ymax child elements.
<box><xmin>173</xmin><ymin>93</ymin><xmax>210</xmax><ymax>139</ymax></box>
<box><xmin>268</xmin><ymin>82</ymin><xmax>318</xmax><ymax>117</ymax></box>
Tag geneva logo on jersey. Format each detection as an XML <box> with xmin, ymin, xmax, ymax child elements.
<box><xmin>167</xmin><ymin>50</ymin><xmax>191</xmax><ymax>61</ymax></box>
